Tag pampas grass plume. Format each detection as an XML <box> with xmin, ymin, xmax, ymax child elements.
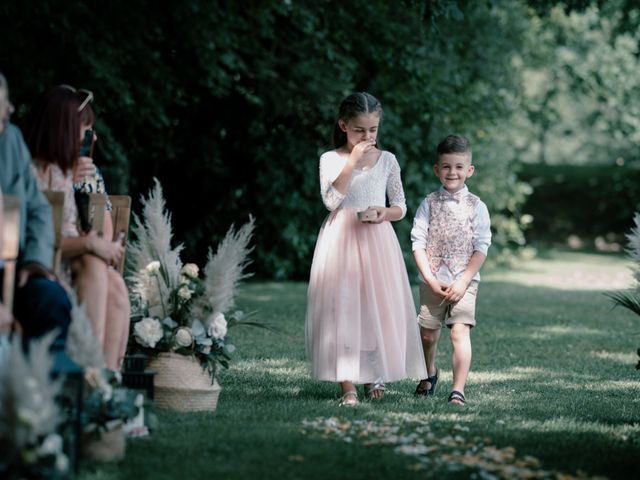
<box><xmin>195</xmin><ymin>216</ymin><xmax>255</xmax><ymax>319</ymax></box>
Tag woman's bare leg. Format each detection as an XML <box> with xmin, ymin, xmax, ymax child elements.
<box><xmin>103</xmin><ymin>269</ymin><xmax>131</xmax><ymax>370</ymax></box>
<box><xmin>72</xmin><ymin>254</ymin><xmax>108</xmax><ymax>345</ymax></box>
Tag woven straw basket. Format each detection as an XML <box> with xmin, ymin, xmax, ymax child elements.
<box><xmin>148</xmin><ymin>352</ymin><xmax>221</xmax><ymax>412</ymax></box>
<box><xmin>82</xmin><ymin>423</ymin><xmax>125</xmax><ymax>461</ymax></box>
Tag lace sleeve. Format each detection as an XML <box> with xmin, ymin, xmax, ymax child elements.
<box><xmin>386</xmin><ymin>154</ymin><xmax>407</xmax><ymax>218</ymax></box>
<box><xmin>319</xmin><ymin>152</ymin><xmax>346</xmax><ymax>211</ymax></box>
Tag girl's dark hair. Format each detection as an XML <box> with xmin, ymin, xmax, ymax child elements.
<box><xmin>24</xmin><ymin>86</ymin><xmax>95</xmax><ymax>173</ymax></box>
<box><xmin>332</xmin><ymin>92</ymin><xmax>382</xmax><ymax>148</ymax></box>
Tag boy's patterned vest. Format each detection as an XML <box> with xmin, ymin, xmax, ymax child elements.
<box><xmin>426</xmin><ymin>190</ymin><xmax>480</xmax><ymax>276</ymax></box>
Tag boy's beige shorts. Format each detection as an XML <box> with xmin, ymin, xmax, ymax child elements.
<box><xmin>417</xmin><ymin>281</ymin><xmax>479</xmax><ymax>329</ymax></box>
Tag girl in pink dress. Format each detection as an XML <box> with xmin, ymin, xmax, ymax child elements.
<box><xmin>305</xmin><ymin>92</ymin><xmax>426</xmax><ymax>405</ymax></box>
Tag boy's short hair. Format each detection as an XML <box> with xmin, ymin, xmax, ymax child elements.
<box><xmin>437</xmin><ymin>135</ymin><xmax>472</xmax><ymax>159</ymax></box>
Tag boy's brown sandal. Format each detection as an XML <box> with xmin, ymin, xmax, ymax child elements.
<box><xmin>414</xmin><ymin>368</ymin><xmax>439</xmax><ymax>396</ymax></box>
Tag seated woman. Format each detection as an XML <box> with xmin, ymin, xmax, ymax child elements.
<box><xmin>24</xmin><ymin>85</ymin><xmax>130</xmax><ymax>370</ymax></box>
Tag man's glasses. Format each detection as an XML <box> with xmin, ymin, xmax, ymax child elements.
<box><xmin>59</xmin><ymin>84</ymin><xmax>94</xmax><ymax>112</ymax></box>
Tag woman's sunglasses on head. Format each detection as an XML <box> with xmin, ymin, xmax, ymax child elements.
<box><xmin>59</xmin><ymin>84</ymin><xmax>94</xmax><ymax>112</ymax></box>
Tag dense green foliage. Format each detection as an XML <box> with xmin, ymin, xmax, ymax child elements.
<box><xmin>519</xmin><ymin>163</ymin><xmax>640</xmax><ymax>246</ymax></box>
<box><xmin>2</xmin><ymin>1</ymin><xmax>639</xmax><ymax>278</ymax></box>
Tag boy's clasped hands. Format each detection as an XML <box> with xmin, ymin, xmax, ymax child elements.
<box><xmin>426</xmin><ymin>277</ymin><xmax>471</xmax><ymax>304</ymax></box>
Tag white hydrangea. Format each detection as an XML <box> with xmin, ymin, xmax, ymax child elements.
<box><xmin>181</xmin><ymin>263</ymin><xmax>199</xmax><ymax>278</ymax></box>
<box><xmin>207</xmin><ymin>312</ymin><xmax>227</xmax><ymax>340</ymax></box>
<box><xmin>174</xmin><ymin>327</ymin><xmax>194</xmax><ymax>347</ymax></box>
<box><xmin>134</xmin><ymin>317</ymin><xmax>164</xmax><ymax>348</ymax></box>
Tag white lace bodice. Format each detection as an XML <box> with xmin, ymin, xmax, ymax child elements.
<box><xmin>319</xmin><ymin>150</ymin><xmax>407</xmax><ymax>217</ymax></box>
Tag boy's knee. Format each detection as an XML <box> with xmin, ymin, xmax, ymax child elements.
<box><xmin>450</xmin><ymin>323</ymin><xmax>470</xmax><ymax>342</ymax></box>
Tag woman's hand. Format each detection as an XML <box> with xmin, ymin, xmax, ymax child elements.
<box><xmin>73</xmin><ymin>156</ymin><xmax>97</xmax><ymax>184</ymax></box>
<box><xmin>86</xmin><ymin>232</ymin><xmax>124</xmax><ymax>267</ymax></box>
<box><xmin>0</xmin><ymin>302</ymin><xmax>13</xmax><ymax>333</ymax></box>
<box><xmin>17</xmin><ymin>262</ymin><xmax>57</xmax><ymax>287</ymax></box>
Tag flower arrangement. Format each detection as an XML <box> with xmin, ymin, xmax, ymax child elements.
<box><xmin>0</xmin><ymin>333</ymin><xmax>69</xmax><ymax>480</ymax></box>
<box><xmin>126</xmin><ymin>179</ymin><xmax>258</xmax><ymax>382</ymax></box>
<box><xmin>607</xmin><ymin>212</ymin><xmax>640</xmax><ymax>369</ymax></box>
<box><xmin>65</xmin><ymin>296</ymin><xmax>148</xmax><ymax>438</ymax></box>
<box><xmin>82</xmin><ymin>368</ymin><xmax>142</xmax><ymax>435</ymax></box>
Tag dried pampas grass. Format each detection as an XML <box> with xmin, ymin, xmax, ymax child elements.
<box><xmin>192</xmin><ymin>217</ymin><xmax>255</xmax><ymax>320</ymax></box>
<box><xmin>127</xmin><ymin>178</ymin><xmax>184</xmax><ymax>313</ymax></box>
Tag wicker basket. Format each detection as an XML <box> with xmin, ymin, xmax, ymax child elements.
<box><xmin>82</xmin><ymin>423</ymin><xmax>125</xmax><ymax>462</ymax></box>
<box><xmin>147</xmin><ymin>352</ymin><xmax>221</xmax><ymax>412</ymax></box>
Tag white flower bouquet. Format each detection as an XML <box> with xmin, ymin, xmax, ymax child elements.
<box><xmin>0</xmin><ymin>334</ymin><xmax>69</xmax><ymax>479</ymax></box>
<box><xmin>126</xmin><ymin>179</ymin><xmax>259</xmax><ymax>382</ymax></box>
<box><xmin>65</xmin><ymin>294</ymin><xmax>150</xmax><ymax>443</ymax></box>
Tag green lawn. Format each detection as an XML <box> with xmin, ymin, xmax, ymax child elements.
<box><xmin>80</xmin><ymin>250</ymin><xmax>640</xmax><ymax>480</ymax></box>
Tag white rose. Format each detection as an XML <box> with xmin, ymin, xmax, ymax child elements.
<box><xmin>181</xmin><ymin>263</ymin><xmax>199</xmax><ymax>278</ymax></box>
<box><xmin>55</xmin><ymin>453</ymin><xmax>69</xmax><ymax>473</ymax></box>
<box><xmin>207</xmin><ymin>312</ymin><xmax>227</xmax><ymax>340</ymax></box>
<box><xmin>177</xmin><ymin>286</ymin><xmax>192</xmax><ymax>301</ymax></box>
<box><xmin>174</xmin><ymin>327</ymin><xmax>194</xmax><ymax>347</ymax></box>
<box><xmin>101</xmin><ymin>384</ymin><xmax>113</xmax><ymax>402</ymax></box>
<box><xmin>18</xmin><ymin>407</ymin><xmax>38</xmax><ymax>426</ymax></box>
<box><xmin>134</xmin><ymin>317</ymin><xmax>164</xmax><ymax>348</ymax></box>
<box><xmin>520</xmin><ymin>214</ymin><xmax>534</xmax><ymax>225</ymax></box>
<box><xmin>38</xmin><ymin>433</ymin><xmax>63</xmax><ymax>456</ymax></box>
<box><xmin>145</xmin><ymin>261</ymin><xmax>161</xmax><ymax>275</ymax></box>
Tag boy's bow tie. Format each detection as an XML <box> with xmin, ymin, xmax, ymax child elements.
<box><xmin>441</xmin><ymin>190</ymin><xmax>465</xmax><ymax>202</ymax></box>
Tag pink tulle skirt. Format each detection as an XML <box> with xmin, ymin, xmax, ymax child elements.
<box><xmin>305</xmin><ymin>209</ymin><xmax>427</xmax><ymax>383</ymax></box>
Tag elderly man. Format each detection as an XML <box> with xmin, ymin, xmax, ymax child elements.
<box><xmin>0</xmin><ymin>72</ymin><xmax>71</xmax><ymax>343</ymax></box>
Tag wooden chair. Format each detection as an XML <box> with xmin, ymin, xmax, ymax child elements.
<box><xmin>1</xmin><ymin>195</ymin><xmax>21</xmax><ymax>312</ymax></box>
<box><xmin>42</xmin><ymin>190</ymin><xmax>65</xmax><ymax>274</ymax></box>
<box><xmin>89</xmin><ymin>193</ymin><xmax>131</xmax><ymax>274</ymax></box>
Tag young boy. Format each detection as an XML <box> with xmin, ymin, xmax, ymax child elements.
<box><xmin>410</xmin><ymin>135</ymin><xmax>491</xmax><ymax>405</ymax></box>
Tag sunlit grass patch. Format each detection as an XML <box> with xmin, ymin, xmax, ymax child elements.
<box><xmin>591</xmin><ymin>350</ymin><xmax>638</xmax><ymax>365</ymax></box>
